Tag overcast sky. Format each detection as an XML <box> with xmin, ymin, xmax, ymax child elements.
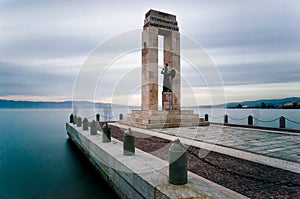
<box><xmin>0</xmin><ymin>0</ymin><xmax>299</xmax><ymax>105</ymax></box>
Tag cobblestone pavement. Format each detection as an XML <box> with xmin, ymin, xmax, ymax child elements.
<box><xmin>153</xmin><ymin>125</ymin><xmax>300</xmax><ymax>163</ymax></box>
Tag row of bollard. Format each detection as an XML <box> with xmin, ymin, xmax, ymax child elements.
<box><xmin>70</xmin><ymin>114</ymin><xmax>134</xmax><ymax>154</ymax></box>
<box><xmin>69</xmin><ymin>114</ymin><xmax>188</xmax><ymax>185</ymax></box>
<box><xmin>71</xmin><ymin>113</ymin><xmax>123</xmax><ymax>123</ymax></box>
<box><xmin>77</xmin><ymin>113</ymin><xmax>118</xmax><ymax>123</ymax></box>
<box><xmin>95</xmin><ymin>113</ymin><xmax>123</xmax><ymax>122</ymax></box>
<box><xmin>204</xmin><ymin>114</ymin><xmax>286</xmax><ymax>128</ymax></box>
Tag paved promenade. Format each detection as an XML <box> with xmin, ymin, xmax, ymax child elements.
<box><xmin>156</xmin><ymin>125</ymin><xmax>300</xmax><ymax>163</ymax></box>
<box><xmin>67</xmin><ymin>123</ymin><xmax>248</xmax><ymax>199</ymax></box>
<box><xmin>113</xmin><ymin>123</ymin><xmax>300</xmax><ymax>173</ymax></box>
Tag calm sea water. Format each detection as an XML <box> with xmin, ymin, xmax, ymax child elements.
<box><xmin>0</xmin><ymin>109</ymin><xmax>119</xmax><ymax>199</ymax></box>
<box><xmin>0</xmin><ymin>108</ymin><xmax>298</xmax><ymax>198</ymax></box>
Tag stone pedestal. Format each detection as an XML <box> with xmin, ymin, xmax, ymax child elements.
<box><xmin>162</xmin><ymin>92</ymin><xmax>173</xmax><ymax>110</ymax></box>
<box><xmin>120</xmin><ymin>110</ymin><xmax>199</xmax><ymax>129</ymax></box>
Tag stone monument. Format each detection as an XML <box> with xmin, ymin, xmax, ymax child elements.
<box><xmin>121</xmin><ymin>9</ymin><xmax>199</xmax><ymax>128</ymax></box>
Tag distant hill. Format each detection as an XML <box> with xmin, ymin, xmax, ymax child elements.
<box><xmin>0</xmin><ymin>97</ymin><xmax>299</xmax><ymax>109</ymax></box>
<box><xmin>0</xmin><ymin>100</ymin><xmax>72</xmax><ymax>108</ymax></box>
<box><xmin>226</xmin><ymin>97</ymin><xmax>300</xmax><ymax>108</ymax></box>
<box><xmin>0</xmin><ymin>100</ymin><xmax>137</xmax><ymax>109</ymax></box>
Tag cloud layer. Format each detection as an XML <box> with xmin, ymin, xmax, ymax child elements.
<box><xmin>0</xmin><ymin>0</ymin><xmax>299</xmax><ymax>104</ymax></box>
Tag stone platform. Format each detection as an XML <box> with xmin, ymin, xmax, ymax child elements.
<box><xmin>66</xmin><ymin>122</ymin><xmax>246</xmax><ymax>198</ymax></box>
<box><xmin>120</xmin><ymin>110</ymin><xmax>202</xmax><ymax>129</ymax></box>
<box><xmin>113</xmin><ymin>123</ymin><xmax>300</xmax><ymax>173</ymax></box>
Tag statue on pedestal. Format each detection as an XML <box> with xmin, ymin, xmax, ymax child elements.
<box><xmin>161</xmin><ymin>63</ymin><xmax>176</xmax><ymax>92</ymax></box>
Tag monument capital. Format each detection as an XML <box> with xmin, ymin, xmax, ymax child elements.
<box><xmin>143</xmin><ymin>9</ymin><xmax>179</xmax><ymax>32</ymax></box>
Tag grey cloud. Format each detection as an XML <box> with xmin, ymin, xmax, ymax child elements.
<box><xmin>0</xmin><ymin>36</ymin><xmax>95</xmax><ymax>58</ymax></box>
<box><xmin>184</xmin><ymin>1</ymin><xmax>300</xmax><ymax>53</ymax></box>
<box><xmin>219</xmin><ymin>62</ymin><xmax>300</xmax><ymax>86</ymax></box>
<box><xmin>0</xmin><ymin>0</ymin><xmax>299</xmax><ymax>101</ymax></box>
<box><xmin>0</xmin><ymin>61</ymin><xmax>74</xmax><ymax>96</ymax></box>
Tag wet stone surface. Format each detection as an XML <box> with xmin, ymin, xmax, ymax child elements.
<box><xmin>109</xmin><ymin>124</ymin><xmax>300</xmax><ymax>199</ymax></box>
<box><xmin>153</xmin><ymin>125</ymin><xmax>300</xmax><ymax>163</ymax></box>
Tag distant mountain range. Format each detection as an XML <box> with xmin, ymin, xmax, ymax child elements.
<box><xmin>0</xmin><ymin>97</ymin><xmax>299</xmax><ymax>109</ymax></box>
<box><xmin>0</xmin><ymin>100</ymin><xmax>136</xmax><ymax>109</ymax></box>
<box><xmin>225</xmin><ymin>97</ymin><xmax>300</xmax><ymax>108</ymax></box>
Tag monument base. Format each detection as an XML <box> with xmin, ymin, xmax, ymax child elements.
<box><xmin>162</xmin><ymin>92</ymin><xmax>173</xmax><ymax>110</ymax></box>
<box><xmin>119</xmin><ymin>110</ymin><xmax>201</xmax><ymax>129</ymax></box>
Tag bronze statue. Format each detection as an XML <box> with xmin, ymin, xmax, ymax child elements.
<box><xmin>161</xmin><ymin>63</ymin><xmax>176</xmax><ymax>92</ymax></box>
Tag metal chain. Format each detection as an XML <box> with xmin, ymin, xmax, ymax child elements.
<box><xmin>209</xmin><ymin>115</ymin><xmax>223</xmax><ymax>119</ymax></box>
<box><xmin>253</xmin><ymin>116</ymin><xmax>280</xmax><ymax>123</ymax></box>
<box><xmin>73</xmin><ymin>114</ymin><xmax>119</xmax><ymax>121</ymax></box>
<box><xmin>85</xmin><ymin>112</ymin><xmax>300</xmax><ymax>125</ymax></box>
<box><xmin>228</xmin><ymin>116</ymin><xmax>248</xmax><ymax>121</ymax></box>
<box><xmin>99</xmin><ymin>114</ymin><xmax>119</xmax><ymax>120</ymax></box>
<box><xmin>286</xmin><ymin>117</ymin><xmax>300</xmax><ymax>124</ymax></box>
<box><xmin>87</xmin><ymin>114</ymin><xmax>96</xmax><ymax>120</ymax></box>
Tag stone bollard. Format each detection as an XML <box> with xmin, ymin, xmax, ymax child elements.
<box><xmin>70</xmin><ymin>114</ymin><xmax>74</xmax><ymax>123</ymax></box>
<box><xmin>102</xmin><ymin>122</ymin><xmax>111</xmax><ymax>142</ymax></box>
<box><xmin>77</xmin><ymin>117</ymin><xmax>82</xmax><ymax>127</ymax></box>
<box><xmin>123</xmin><ymin>128</ymin><xmax>135</xmax><ymax>156</ymax></box>
<box><xmin>169</xmin><ymin>139</ymin><xmax>187</xmax><ymax>185</ymax></box>
<box><xmin>205</xmin><ymin>114</ymin><xmax>209</xmax><ymax>122</ymax></box>
<box><xmin>119</xmin><ymin>113</ymin><xmax>123</xmax><ymax>121</ymax></box>
<box><xmin>279</xmin><ymin>116</ymin><xmax>285</xmax><ymax>128</ymax></box>
<box><xmin>73</xmin><ymin>115</ymin><xmax>77</xmax><ymax>125</ymax></box>
<box><xmin>224</xmin><ymin>114</ymin><xmax>228</xmax><ymax>124</ymax></box>
<box><xmin>83</xmin><ymin>118</ymin><xmax>89</xmax><ymax>130</ymax></box>
<box><xmin>96</xmin><ymin>114</ymin><xmax>100</xmax><ymax>122</ymax></box>
<box><xmin>90</xmin><ymin>120</ymin><xmax>97</xmax><ymax>135</ymax></box>
<box><xmin>248</xmin><ymin>115</ymin><xmax>253</xmax><ymax>125</ymax></box>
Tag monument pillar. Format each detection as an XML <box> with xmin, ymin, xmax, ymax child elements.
<box><xmin>163</xmin><ymin>31</ymin><xmax>180</xmax><ymax>110</ymax></box>
<box><xmin>142</xmin><ymin>10</ymin><xmax>180</xmax><ymax>111</ymax></box>
<box><xmin>142</xmin><ymin>27</ymin><xmax>158</xmax><ymax>110</ymax></box>
<box><xmin>120</xmin><ymin>9</ymin><xmax>199</xmax><ymax>129</ymax></box>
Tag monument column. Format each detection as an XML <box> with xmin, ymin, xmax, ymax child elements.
<box><xmin>121</xmin><ymin>9</ymin><xmax>200</xmax><ymax>128</ymax></box>
<box><xmin>142</xmin><ymin>9</ymin><xmax>180</xmax><ymax>111</ymax></box>
<box><xmin>142</xmin><ymin>27</ymin><xmax>158</xmax><ymax>110</ymax></box>
<box><xmin>164</xmin><ymin>31</ymin><xmax>180</xmax><ymax>110</ymax></box>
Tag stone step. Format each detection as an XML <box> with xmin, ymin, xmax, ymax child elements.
<box><xmin>125</xmin><ymin>116</ymin><xmax>199</xmax><ymax>122</ymax></box>
<box><xmin>123</xmin><ymin>117</ymin><xmax>199</xmax><ymax>125</ymax></box>
<box><xmin>122</xmin><ymin>109</ymin><xmax>202</xmax><ymax>129</ymax></box>
<box><xmin>126</xmin><ymin>112</ymin><xmax>199</xmax><ymax>118</ymax></box>
<box><xmin>120</xmin><ymin>120</ymin><xmax>200</xmax><ymax>129</ymax></box>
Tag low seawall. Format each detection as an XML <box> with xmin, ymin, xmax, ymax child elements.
<box><xmin>66</xmin><ymin>122</ymin><xmax>247</xmax><ymax>199</ymax></box>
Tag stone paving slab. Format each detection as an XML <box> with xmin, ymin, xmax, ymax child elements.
<box><xmin>113</xmin><ymin>123</ymin><xmax>300</xmax><ymax>173</ymax></box>
<box><xmin>151</xmin><ymin>125</ymin><xmax>300</xmax><ymax>164</ymax></box>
